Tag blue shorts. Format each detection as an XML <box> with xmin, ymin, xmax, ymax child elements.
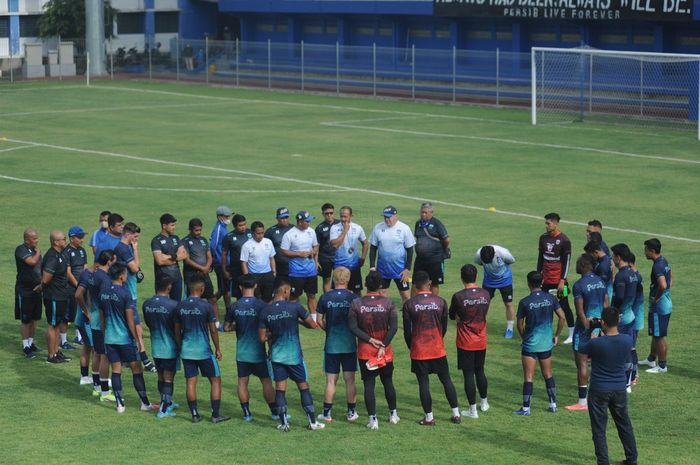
<box><xmin>91</xmin><ymin>329</ymin><xmax>106</xmax><ymax>354</ymax></box>
<box><xmin>522</xmin><ymin>350</ymin><xmax>552</xmax><ymax>360</ymax></box>
<box><xmin>649</xmin><ymin>313</ymin><xmax>671</xmax><ymax>338</ymax></box>
<box><xmin>324</xmin><ymin>352</ymin><xmax>358</xmax><ymax>374</ymax></box>
<box><xmin>183</xmin><ymin>356</ymin><xmax>220</xmax><ymax>379</ymax></box>
<box><xmin>573</xmin><ymin>326</ymin><xmax>591</xmax><ymax>353</ymax></box>
<box><xmin>650</xmin><ymin>295</ymin><xmax>672</xmax><ymax>315</ymax></box>
<box><xmin>271</xmin><ymin>361</ymin><xmax>307</xmax><ymax>383</ymax></box>
<box><xmin>78</xmin><ymin>325</ymin><xmax>93</xmax><ymax>348</ymax></box>
<box><xmin>237</xmin><ymin>360</ymin><xmax>271</xmax><ymax>379</ymax></box>
<box><xmin>64</xmin><ymin>296</ymin><xmax>78</xmax><ymax>323</ymax></box>
<box><xmin>106</xmin><ymin>343</ymin><xmax>138</xmax><ymax>364</ymax></box>
<box><xmin>154</xmin><ymin>357</ymin><xmax>179</xmax><ymax>373</ymax></box>
<box><xmin>618</xmin><ymin>321</ymin><xmax>635</xmax><ymax>338</ymax></box>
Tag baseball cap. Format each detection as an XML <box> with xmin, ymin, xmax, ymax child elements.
<box><xmin>383</xmin><ymin>205</ymin><xmax>398</xmax><ymax>217</ymax></box>
<box><xmin>68</xmin><ymin>226</ymin><xmax>86</xmax><ymax>238</ymax></box>
<box><xmin>296</xmin><ymin>210</ymin><xmax>315</xmax><ymax>222</ymax></box>
<box><xmin>216</xmin><ymin>205</ymin><xmax>232</xmax><ymax>217</ymax></box>
<box><xmin>276</xmin><ymin>207</ymin><xmax>290</xmax><ymax>219</ymax></box>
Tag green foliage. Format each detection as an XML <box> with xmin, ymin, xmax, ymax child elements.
<box><xmin>0</xmin><ymin>81</ymin><xmax>698</xmax><ymax>464</ymax></box>
<box><xmin>38</xmin><ymin>0</ymin><xmax>117</xmax><ymax>39</ymax></box>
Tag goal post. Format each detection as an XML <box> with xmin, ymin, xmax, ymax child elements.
<box><xmin>531</xmin><ymin>47</ymin><xmax>700</xmax><ymax>140</ymax></box>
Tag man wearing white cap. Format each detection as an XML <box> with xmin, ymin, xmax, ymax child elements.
<box><xmin>369</xmin><ymin>206</ymin><xmax>415</xmax><ymax>303</ymax></box>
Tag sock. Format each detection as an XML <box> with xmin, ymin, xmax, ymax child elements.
<box><xmin>545</xmin><ymin>377</ymin><xmax>557</xmax><ymax>404</ymax></box>
<box><xmin>369</xmin><ymin>414</ymin><xmax>377</xmax><ymax>422</ymax></box>
<box><xmin>578</xmin><ymin>385</ymin><xmax>588</xmax><ymax>404</ymax></box>
<box><xmin>347</xmin><ymin>402</ymin><xmax>356</xmax><ymax>415</ymax></box>
<box><xmin>451</xmin><ymin>407</ymin><xmax>460</xmax><ymax>417</ymax></box>
<box><xmin>60</xmin><ymin>332</ymin><xmax>67</xmax><ymax>345</ymax></box>
<box><xmin>659</xmin><ymin>360</ymin><xmax>667</xmax><ymax>369</ymax></box>
<box><xmin>161</xmin><ymin>382</ymin><xmax>173</xmax><ymax>413</ymax></box>
<box><xmin>111</xmin><ymin>373</ymin><xmax>123</xmax><ymax>406</ymax></box>
<box><xmin>80</xmin><ymin>365</ymin><xmax>89</xmax><ymax>377</ymax></box>
<box><xmin>469</xmin><ymin>404</ymin><xmax>477</xmax><ymax>414</ymax></box>
<box><xmin>100</xmin><ymin>378</ymin><xmax>110</xmax><ymax>395</ymax></box>
<box><xmin>300</xmin><ymin>388</ymin><xmax>316</xmax><ymax>424</ymax></box>
<box><xmin>390</xmin><ymin>409</ymin><xmax>397</xmax><ymax>417</ymax></box>
<box><xmin>425</xmin><ymin>411</ymin><xmax>434</xmax><ymax>421</ymax></box>
<box><xmin>241</xmin><ymin>402</ymin><xmax>251</xmax><ymax>417</ymax></box>
<box><xmin>75</xmin><ymin>331</ymin><xmax>83</xmax><ymax>342</ymax></box>
<box><xmin>188</xmin><ymin>400</ymin><xmax>198</xmax><ymax>416</ymax></box>
<box><xmin>92</xmin><ymin>372</ymin><xmax>100</xmax><ymax>387</ymax></box>
<box><xmin>28</xmin><ymin>337</ymin><xmax>34</xmax><ymax>346</ymax></box>
<box><xmin>268</xmin><ymin>402</ymin><xmax>277</xmax><ymax>414</ymax></box>
<box><xmin>567</xmin><ymin>326</ymin><xmax>575</xmax><ymax>337</ymax></box>
<box><xmin>311</xmin><ymin>313</ymin><xmax>318</xmax><ymax>323</ymax></box>
<box><xmin>647</xmin><ymin>355</ymin><xmax>656</xmax><ymax>362</ymax></box>
<box><xmin>523</xmin><ymin>382</ymin><xmax>533</xmax><ymax>409</ymax></box>
<box><xmin>481</xmin><ymin>397</ymin><xmax>488</xmax><ymax>406</ymax></box>
<box><xmin>140</xmin><ymin>351</ymin><xmax>150</xmax><ymax>364</ymax></box>
<box><xmin>22</xmin><ymin>338</ymin><xmax>30</xmax><ymax>349</ymax></box>
<box><xmin>133</xmin><ymin>373</ymin><xmax>149</xmax><ymax>405</ymax></box>
<box><xmin>275</xmin><ymin>390</ymin><xmax>288</xmax><ymax>425</ymax></box>
<box><xmin>211</xmin><ymin>399</ymin><xmax>221</xmax><ymax>418</ymax></box>
<box><xmin>323</xmin><ymin>402</ymin><xmax>332</xmax><ymax>417</ymax></box>
<box><xmin>506</xmin><ymin>321</ymin><xmax>514</xmax><ymax>330</ymax></box>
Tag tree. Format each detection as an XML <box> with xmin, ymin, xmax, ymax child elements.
<box><xmin>38</xmin><ymin>0</ymin><xmax>116</xmax><ymax>39</ymax></box>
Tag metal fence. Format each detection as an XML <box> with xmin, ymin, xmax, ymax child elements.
<box><xmin>1</xmin><ymin>37</ymin><xmax>532</xmax><ymax>106</ymax></box>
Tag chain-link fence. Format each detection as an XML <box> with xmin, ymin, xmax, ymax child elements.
<box><xmin>0</xmin><ymin>37</ymin><xmax>87</xmax><ymax>82</ymax></box>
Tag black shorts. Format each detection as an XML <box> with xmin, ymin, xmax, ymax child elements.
<box><xmin>154</xmin><ymin>357</ymin><xmax>178</xmax><ymax>373</ymax></box>
<box><xmin>185</xmin><ymin>272</ymin><xmax>215</xmax><ymax>300</ymax></box>
<box><xmin>359</xmin><ymin>360</ymin><xmax>394</xmax><ymax>381</ymax></box>
<box><xmin>457</xmin><ymin>349</ymin><xmax>486</xmax><ymax>371</ymax></box>
<box><xmin>324</xmin><ymin>352</ymin><xmax>358</xmax><ymax>374</ymax></box>
<box><xmin>380</xmin><ymin>278</ymin><xmax>410</xmax><ymax>292</ymax></box>
<box><xmin>318</xmin><ymin>258</ymin><xmax>335</xmax><ymax>279</ymax></box>
<box><xmin>64</xmin><ymin>295</ymin><xmax>78</xmax><ymax>323</ymax></box>
<box><xmin>237</xmin><ymin>360</ymin><xmax>271</xmax><ymax>379</ymax></box>
<box><xmin>91</xmin><ymin>329</ymin><xmax>106</xmax><ymax>354</ymax></box>
<box><xmin>106</xmin><ymin>343</ymin><xmax>138</xmax><ymax>364</ymax></box>
<box><xmin>413</xmin><ymin>259</ymin><xmax>444</xmax><ymax>285</ymax></box>
<box><xmin>15</xmin><ymin>288</ymin><xmax>42</xmax><ymax>323</ymax></box>
<box><xmin>183</xmin><ymin>356</ymin><xmax>220</xmax><ymax>379</ymax></box>
<box><xmin>78</xmin><ymin>326</ymin><xmax>93</xmax><ymax>348</ymax></box>
<box><xmin>522</xmin><ymin>350</ymin><xmax>552</xmax><ymax>360</ymax></box>
<box><xmin>44</xmin><ymin>299</ymin><xmax>68</xmax><ymax>327</ymax></box>
<box><xmin>290</xmin><ymin>276</ymin><xmax>318</xmax><ymax>298</ymax></box>
<box><xmin>345</xmin><ymin>266</ymin><xmax>363</xmax><ymax>292</ymax></box>
<box><xmin>411</xmin><ymin>356</ymin><xmax>450</xmax><ymax>376</ymax></box>
<box><xmin>229</xmin><ymin>272</ymin><xmax>243</xmax><ymax>299</ymax></box>
<box><xmin>483</xmin><ymin>285</ymin><xmax>513</xmax><ymax>304</ymax></box>
<box><xmin>251</xmin><ymin>272</ymin><xmax>275</xmax><ymax>302</ymax></box>
<box><xmin>214</xmin><ymin>265</ymin><xmax>228</xmax><ymax>294</ymax></box>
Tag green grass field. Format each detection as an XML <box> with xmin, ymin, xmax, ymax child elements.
<box><xmin>1</xmin><ymin>80</ymin><xmax>699</xmax><ymax>464</ymax></box>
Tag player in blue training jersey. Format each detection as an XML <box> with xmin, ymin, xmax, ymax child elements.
<box><xmin>369</xmin><ymin>205</ymin><xmax>416</xmax><ymax>303</ymax></box>
<box><xmin>77</xmin><ymin>249</ymin><xmax>117</xmax><ymax>401</ymax></box>
<box><xmin>628</xmin><ymin>253</ymin><xmax>644</xmax><ymax>384</ymax></box>
<box><xmin>585</xmin><ymin>240</ymin><xmax>613</xmax><ymax>302</ymax></box>
<box><xmin>143</xmin><ymin>274</ymin><xmax>180</xmax><ymax>418</ymax></box>
<box><xmin>224</xmin><ymin>275</ymin><xmax>277</xmax><ymax>421</ymax></box>
<box><xmin>316</xmin><ymin>267</ymin><xmax>360</xmax><ymax>423</ymax></box>
<box><xmin>174</xmin><ymin>274</ymin><xmax>230</xmax><ymax>424</ymax></box>
<box><xmin>639</xmin><ymin>238</ymin><xmax>673</xmax><ymax>374</ymax></box>
<box><xmin>258</xmin><ymin>279</ymin><xmax>324</xmax><ymax>432</ymax></box>
<box><xmin>74</xmin><ymin>265</ymin><xmax>100</xmax><ymax>390</ymax></box>
<box><xmin>475</xmin><ymin>244</ymin><xmax>516</xmax><ymax>338</ymax></box>
<box><xmin>99</xmin><ymin>263</ymin><xmax>156</xmax><ymax>413</ymax></box>
<box><xmin>611</xmin><ymin>243</ymin><xmax>639</xmax><ymax>391</ymax></box>
<box><xmin>515</xmin><ymin>271</ymin><xmax>565</xmax><ymax>416</ymax></box>
<box><xmin>566</xmin><ymin>255</ymin><xmax>608</xmax><ymax>412</ymax></box>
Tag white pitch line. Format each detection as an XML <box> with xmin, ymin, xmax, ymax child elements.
<box><xmin>2</xmin><ymin>136</ymin><xmax>698</xmax><ymax>244</ymax></box>
<box><xmin>124</xmin><ymin>170</ymin><xmax>278</xmax><ymax>181</ymax></box>
<box><xmin>0</xmin><ymin>145</ymin><xmax>33</xmax><ymax>153</ymax></box>
<box><xmin>321</xmin><ymin>122</ymin><xmax>700</xmax><ymax>166</ymax></box>
<box><xmin>0</xmin><ymin>174</ymin><xmax>345</xmax><ymax>194</ymax></box>
<box><xmin>1</xmin><ymin>101</ymin><xmax>236</xmax><ymax>118</ymax></box>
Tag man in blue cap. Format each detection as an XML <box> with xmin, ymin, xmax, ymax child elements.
<box><xmin>369</xmin><ymin>206</ymin><xmax>415</xmax><ymax>303</ymax></box>
<box><xmin>281</xmin><ymin>211</ymin><xmax>320</xmax><ymax>322</ymax></box>
<box><xmin>65</xmin><ymin>226</ymin><xmax>88</xmax><ymax>347</ymax></box>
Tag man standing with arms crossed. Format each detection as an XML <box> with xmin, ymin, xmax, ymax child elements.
<box><xmin>402</xmin><ymin>271</ymin><xmax>461</xmax><ymax>425</ymax></box>
<box><xmin>316</xmin><ymin>203</ymin><xmax>340</xmax><ymax>294</ymax></box>
<box><xmin>281</xmin><ymin>211</ymin><xmax>320</xmax><ymax>322</ymax></box>
<box><xmin>369</xmin><ymin>206</ymin><xmax>415</xmax><ymax>303</ymax></box>
<box><xmin>330</xmin><ymin>206</ymin><xmax>368</xmax><ymax>296</ymax></box>
<box><xmin>413</xmin><ymin>202</ymin><xmax>450</xmax><ymax>296</ymax></box>
<box><xmin>222</xmin><ymin>214</ymin><xmax>252</xmax><ymax>302</ymax></box>
<box><xmin>183</xmin><ymin>218</ymin><xmax>219</xmax><ymax>321</ymax></box>
<box><xmin>16</xmin><ymin>228</ymin><xmax>42</xmax><ymax>358</ymax></box>
<box><xmin>152</xmin><ymin>213</ymin><xmax>188</xmax><ymax>302</ymax></box>
<box><xmin>537</xmin><ymin>212</ymin><xmax>575</xmax><ymax>344</ymax></box>
<box><xmin>639</xmin><ymin>238</ymin><xmax>672</xmax><ymax>374</ymax></box>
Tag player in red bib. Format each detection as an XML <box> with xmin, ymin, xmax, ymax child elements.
<box><xmin>403</xmin><ymin>271</ymin><xmax>461</xmax><ymax>425</ymax></box>
<box><xmin>537</xmin><ymin>212</ymin><xmax>575</xmax><ymax>344</ymax></box>
<box><xmin>348</xmin><ymin>270</ymin><xmax>399</xmax><ymax>430</ymax></box>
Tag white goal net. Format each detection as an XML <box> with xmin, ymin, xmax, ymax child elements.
<box><xmin>531</xmin><ymin>47</ymin><xmax>700</xmax><ymax>140</ymax></box>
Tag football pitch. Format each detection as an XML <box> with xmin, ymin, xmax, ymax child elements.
<box><xmin>1</xmin><ymin>80</ymin><xmax>698</xmax><ymax>465</ymax></box>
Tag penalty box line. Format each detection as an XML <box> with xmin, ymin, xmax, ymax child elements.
<box><xmin>2</xmin><ymin>137</ymin><xmax>699</xmax><ymax>244</ymax></box>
